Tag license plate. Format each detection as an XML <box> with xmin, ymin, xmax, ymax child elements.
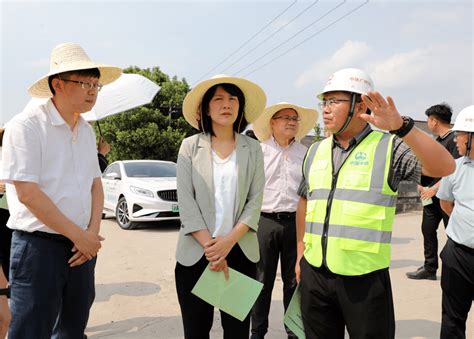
<box><xmin>172</xmin><ymin>204</ymin><xmax>179</xmax><ymax>212</ymax></box>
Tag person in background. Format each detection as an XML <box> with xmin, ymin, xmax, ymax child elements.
<box><xmin>407</xmin><ymin>103</ymin><xmax>460</xmax><ymax>280</ymax></box>
<box><xmin>436</xmin><ymin>105</ymin><xmax>474</xmax><ymax>339</ymax></box>
<box><xmin>0</xmin><ymin>128</ymin><xmax>11</xmax><ymax>339</ymax></box>
<box><xmin>250</xmin><ymin>102</ymin><xmax>318</xmax><ymax>339</ymax></box>
<box><xmin>0</xmin><ymin>42</ymin><xmax>121</xmax><ymax>338</ymax></box>
<box><xmin>98</xmin><ymin>136</ymin><xmax>111</xmax><ymax>173</ymax></box>
<box><xmin>244</xmin><ymin>129</ymin><xmax>258</xmax><ymax>140</ymax></box>
<box><xmin>0</xmin><ymin>128</ymin><xmax>12</xmax><ymax>280</ymax></box>
<box><xmin>0</xmin><ymin>264</ymin><xmax>10</xmax><ymax>339</ymax></box>
<box><xmin>295</xmin><ymin>68</ymin><xmax>455</xmax><ymax>338</ymax></box>
<box><xmin>175</xmin><ymin>74</ymin><xmax>266</xmax><ymax>339</ymax></box>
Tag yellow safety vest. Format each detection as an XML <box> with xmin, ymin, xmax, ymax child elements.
<box><xmin>303</xmin><ymin>131</ymin><xmax>397</xmax><ymax>276</ymax></box>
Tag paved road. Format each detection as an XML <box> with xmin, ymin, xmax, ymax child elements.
<box><xmin>86</xmin><ymin>212</ymin><xmax>473</xmax><ymax>338</ymax></box>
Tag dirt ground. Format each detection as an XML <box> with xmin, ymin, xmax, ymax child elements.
<box><xmin>86</xmin><ymin>212</ymin><xmax>473</xmax><ymax>338</ymax></box>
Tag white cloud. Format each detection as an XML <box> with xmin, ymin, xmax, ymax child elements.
<box><xmin>294</xmin><ymin>40</ymin><xmax>370</xmax><ymax>88</ymax></box>
<box><xmin>369</xmin><ymin>44</ymin><xmax>472</xmax><ymax>120</ymax></box>
<box><xmin>369</xmin><ymin>49</ymin><xmax>429</xmax><ymax>88</ymax></box>
<box><xmin>401</xmin><ymin>5</ymin><xmax>470</xmax><ymax>37</ymax></box>
<box><xmin>293</xmin><ymin>39</ymin><xmax>472</xmax><ymax>120</ymax></box>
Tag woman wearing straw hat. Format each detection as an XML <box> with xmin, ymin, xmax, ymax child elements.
<box><xmin>250</xmin><ymin>103</ymin><xmax>318</xmax><ymax>339</ymax></box>
<box><xmin>175</xmin><ymin>74</ymin><xmax>266</xmax><ymax>338</ymax></box>
<box><xmin>0</xmin><ymin>42</ymin><xmax>121</xmax><ymax>338</ymax></box>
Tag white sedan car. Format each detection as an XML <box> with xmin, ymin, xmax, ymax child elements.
<box><xmin>102</xmin><ymin>160</ymin><xmax>180</xmax><ymax>229</ymax></box>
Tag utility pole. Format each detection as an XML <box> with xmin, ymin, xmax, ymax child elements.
<box><xmin>168</xmin><ymin>100</ymin><xmax>172</xmax><ymax>127</ymax></box>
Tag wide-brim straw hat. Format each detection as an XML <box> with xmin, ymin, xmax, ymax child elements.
<box><xmin>182</xmin><ymin>74</ymin><xmax>267</xmax><ymax>130</ymax></box>
<box><xmin>28</xmin><ymin>42</ymin><xmax>122</xmax><ymax>98</ymax></box>
<box><xmin>253</xmin><ymin>102</ymin><xmax>319</xmax><ymax>141</ymax></box>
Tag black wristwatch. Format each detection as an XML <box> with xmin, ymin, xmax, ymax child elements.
<box><xmin>0</xmin><ymin>287</ymin><xmax>9</xmax><ymax>298</ymax></box>
<box><xmin>389</xmin><ymin>116</ymin><xmax>415</xmax><ymax>138</ymax></box>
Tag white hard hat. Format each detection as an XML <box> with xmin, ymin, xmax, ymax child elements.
<box><xmin>452</xmin><ymin>105</ymin><xmax>474</xmax><ymax>132</ymax></box>
<box><xmin>317</xmin><ymin>68</ymin><xmax>374</xmax><ymax>100</ymax></box>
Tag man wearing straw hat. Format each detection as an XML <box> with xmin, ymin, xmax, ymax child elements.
<box><xmin>251</xmin><ymin>103</ymin><xmax>318</xmax><ymax>339</ymax></box>
<box><xmin>295</xmin><ymin>68</ymin><xmax>455</xmax><ymax>338</ymax></box>
<box><xmin>0</xmin><ymin>42</ymin><xmax>121</xmax><ymax>338</ymax></box>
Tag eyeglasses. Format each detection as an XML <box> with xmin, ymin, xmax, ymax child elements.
<box><xmin>318</xmin><ymin>98</ymin><xmax>350</xmax><ymax>109</ymax></box>
<box><xmin>272</xmin><ymin>116</ymin><xmax>301</xmax><ymax>122</ymax></box>
<box><xmin>61</xmin><ymin>79</ymin><xmax>103</xmax><ymax>91</ymax></box>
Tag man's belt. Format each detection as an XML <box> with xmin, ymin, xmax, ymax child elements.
<box><xmin>16</xmin><ymin>230</ymin><xmax>72</xmax><ymax>245</ymax></box>
<box><xmin>451</xmin><ymin>238</ymin><xmax>474</xmax><ymax>254</ymax></box>
<box><xmin>261</xmin><ymin>211</ymin><xmax>296</xmax><ymax>220</ymax></box>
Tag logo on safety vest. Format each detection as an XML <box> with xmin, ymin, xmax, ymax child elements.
<box><xmin>350</xmin><ymin>152</ymin><xmax>369</xmax><ymax>166</ymax></box>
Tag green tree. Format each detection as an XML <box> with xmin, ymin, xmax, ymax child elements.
<box><xmin>96</xmin><ymin>67</ymin><xmax>195</xmax><ymax>163</ymax></box>
<box><xmin>313</xmin><ymin>122</ymin><xmax>325</xmax><ymax>142</ymax></box>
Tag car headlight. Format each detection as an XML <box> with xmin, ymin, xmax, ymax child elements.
<box><xmin>129</xmin><ymin>186</ymin><xmax>154</xmax><ymax>198</ymax></box>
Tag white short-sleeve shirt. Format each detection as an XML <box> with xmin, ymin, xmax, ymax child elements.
<box><xmin>0</xmin><ymin>99</ymin><xmax>101</xmax><ymax>233</ymax></box>
<box><xmin>437</xmin><ymin>157</ymin><xmax>474</xmax><ymax>248</ymax></box>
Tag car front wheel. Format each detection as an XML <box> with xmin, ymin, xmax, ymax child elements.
<box><xmin>115</xmin><ymin>197</ymin><xmax>136</xmax><ymax>230</ymax></box>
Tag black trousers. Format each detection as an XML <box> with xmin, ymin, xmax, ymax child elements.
<box><xmin>421</xmin><ymin>197</ymin><xmax>449</xmax><ymax>272</ymax></box>
<box><xmin>251</xmin><ymin>213</ymin><xmax>297</xmax><ymax>337</ymax></box>
<box><xmin>175</xmin><ymin>245</ymin><xmax>256</xmax><ymax>339</ymax></box>
<box><xmin>299</xmin><ymin>257</ymin><xmax>395</xmax><ymax>339</ymax></box>
<box><xmin>440</xmin><ymin>238</ymin><xmax>474</xmax><ymax>339</ymax></box>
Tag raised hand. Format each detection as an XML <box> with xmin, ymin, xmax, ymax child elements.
<box><xmin>360</xmin><ymin>91</ymin><xmax>404</xmax><ymax>132</ymax></box>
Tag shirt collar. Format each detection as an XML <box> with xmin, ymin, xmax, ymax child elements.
<box><xmin>45</xmin><ymin>99</ymin><xmax>86</xmax><ymax>128</ymax></box>
<box><xmin>333</xmin><ymin>124</ymin><xmax>372</xmax><ymax>150</ymax></box>
<box><xmin>270</xmin><ymin>135</ymin><xmax>296</xmax><ymax>149</ymax></box>
<box><xmin>45</xmin><ymin>99</ymin><xmax>67</xmax><ymax>126</ymax></box>
<box><xmin>438</xmin><ymin>130</ymin><xmax>454</xmax><ymax>141</ymax></box>
<box><xmin>462</xmin><ymin>156</ymin><xmax>474</xmax><ymax>165</ymax></box>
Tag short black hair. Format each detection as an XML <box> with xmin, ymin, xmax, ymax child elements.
<box><xmin>425</xmin><ymin>103</ymin><xmax>452</xmax><ymax>124</ymax></box>
<box><xmin>48</xmin><ymin>68</ymin><xmax>101</xmax><ymax>95</ymax></box>
<box><xmin>198</xmin><ymin>83</ymin><xmax>248</xmax><ymax>135</ymax></box>
<box><xmin>244</xmin><ymin>129</ymin><xmax>258</xmax><ymax>140</ymax></box>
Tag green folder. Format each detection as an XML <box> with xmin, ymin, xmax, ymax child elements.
<box><xmin>284</xmin><ymin>285</ymin><xmax>306</xmax><ymax>338</ymax></box>
<box><xmin>421</xmin><ymin>187</ymin><xmax>433</xmax><ymax>206</ymax></box>
<box><xmin>0</xmin><ymin>194</ymin><xmax>8</xmax><ymax>210</ymax></box>
<box><xmin>191</xmin><ymin>265</ymin><xmax>263</xmax><ymax>321</ymax></box>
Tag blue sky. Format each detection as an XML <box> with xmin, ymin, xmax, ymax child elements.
<box><xmin>1</xmin><ymin>0</ymin><xmax>472</xmax><ymax>125</ymax></box>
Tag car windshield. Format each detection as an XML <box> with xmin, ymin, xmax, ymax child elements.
<box><xmin>123</xmin><ymin>162</ymin><xmax>176</xmax><ymax>178</ymax></box>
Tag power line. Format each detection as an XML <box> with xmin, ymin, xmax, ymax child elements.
<box><xmin>234</xmin><ymin>0</ymin><xmax>347</xmax><ymax>76</ymax></box>
<box><xmin>242</xmin><ymin>1</ymin><xmax>369</xmax><ymax>78</ymax></box>
<box><xmin>193</xmin><ymin>0</ymin><xmax>297</xmax><ymax>86</ymax></box>
<box><xmin>220</xmin><ymin>0</ymin><xmax>320</xmax><ymax>74</ymax></box>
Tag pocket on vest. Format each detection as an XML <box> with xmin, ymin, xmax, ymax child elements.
<box><xmin>337</xmin><ymin>201</ymin><xmax>385</xmax><ymax>253</ymax></box>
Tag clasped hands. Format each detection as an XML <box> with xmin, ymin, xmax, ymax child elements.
<box><xmin>204</xmin><ymin>236</ymin><xmax>234</xmax><ymax>280</ymax></box>
<box><xmin>68</xmin><ymin>228</ymin><xmax>105</xmax><ymax>267</ymax></box>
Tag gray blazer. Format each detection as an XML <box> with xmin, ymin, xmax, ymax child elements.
<box><xmin>175</xmin><ymin>132</ymin><xmax>264</xmax><ymax>266</ymax></box>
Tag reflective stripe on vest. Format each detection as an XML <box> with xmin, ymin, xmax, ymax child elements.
<box><xmin>303</xmin><ymin>131</ymin><xmax>397</xmax><ymax>276</ymax></box>
<box><xmin>305</xmin><ymin>222</ymin><xmax>392</xmax><ymax>244</ymax></box>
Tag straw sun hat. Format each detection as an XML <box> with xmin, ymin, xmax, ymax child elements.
<box><xmin>28</xmin><ymin>42</ymin><xmax>122</xmax><ymax>98</ymax></box>
<box><xmin>253</xmin><ymin>102</ymin><xmax>319</xmax><ymax>141</ymax></box>
<box><xmin>182</xmin><ymin>74</ymin><xmax>267</xmax><ymax>130</ymax></box>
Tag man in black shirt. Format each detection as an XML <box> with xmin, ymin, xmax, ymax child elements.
<box><xmin>407</xmin><ymin>103</ymin><xmax>460</xmax><ymax>280</ymax></box>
